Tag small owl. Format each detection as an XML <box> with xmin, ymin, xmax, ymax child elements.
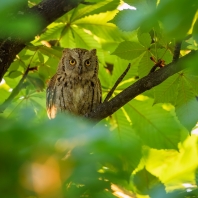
<box><xmin>46</xmin><ymin>48</ymin><xmax>102</xmax><ymax>119</ymax></box>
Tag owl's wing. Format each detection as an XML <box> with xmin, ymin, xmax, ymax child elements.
<box><xmin>46</xmin><ymin>74</ymin><xmax>58</xmax><ymax>119</ymax></box>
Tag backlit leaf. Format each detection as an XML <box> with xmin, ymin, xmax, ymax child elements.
<box><xmin>112</xmin><ymin>41</ymin><xmax>145</xmax><ymax>60</ymax></box>
<box><xmin>125</xmin><ymin>98</ymin><xmax>181</xmax><ymax>150</ymax></box>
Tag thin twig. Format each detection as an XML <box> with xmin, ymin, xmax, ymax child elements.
<box><xmin>172</xmin><ymin>41</ymin><xmax>182</xmax><ymax>63</ymax></box>
<box><xmin>104</xmin><ymin>63</ymin><xmax>131</xmax><ymax>102</ymax></box>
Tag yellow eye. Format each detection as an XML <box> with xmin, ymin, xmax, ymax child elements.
<box><xmin>69</xmin><ymin>59</ymin><xmax>76</xmax><ymax>66</ymax></box>
<box><xmin>85</xmin><ymin>60</ymin><xmax>91</xmax><ymax>66</ymax></box>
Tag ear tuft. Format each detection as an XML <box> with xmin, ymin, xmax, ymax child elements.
<box><xmin>63</xmin><ymin>48</ymin><xmax>69</xmax><ymax>53</ymax></box>
<box><xmin>90</xmin><ymin>49</ymin><xmax>97</xmax><ymax>55</ymax></box>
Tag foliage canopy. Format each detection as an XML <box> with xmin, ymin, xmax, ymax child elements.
<box><xmin>1</xmin><ymin>0</ymin><xmax>198</xmax><ymax>197</ymax></box>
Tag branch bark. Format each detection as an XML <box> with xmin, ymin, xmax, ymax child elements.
<box><xmin>0</xmin><ymin>0</ymin><xmax>83</xmax><ymax>82</ymax></box>
<box><xmin>172</xmin><ymin>41</ymin><xmax>182</xmax><ymax>63</ymax></box>
<box><xmin>87</xmin><ymin>51</ymin><xmax>198</xmax><ymax>121</ymax></box>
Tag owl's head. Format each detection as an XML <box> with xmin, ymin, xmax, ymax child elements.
<box><xmin>57</xmin><ymin>48</ymin><xmax>98</xmax><ymax>79</ymax></box>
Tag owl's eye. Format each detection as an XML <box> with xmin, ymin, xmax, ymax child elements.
<box><xmin>69</xmin><ymin>59</ymin><xmax>76</xmax><ymax>66</ymax></box>
<box><xmin>85</xmin><ymin>60</ymin><xmax>91</xmax><ymax>66</ymax></box>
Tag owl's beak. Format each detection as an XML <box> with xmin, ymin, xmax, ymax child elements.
<box><xmin>78</xmin><ymin>66</ymin><xmax>82</xmax><ymax>74</ymax></box>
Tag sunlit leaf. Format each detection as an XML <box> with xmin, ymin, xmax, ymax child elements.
<box><xmin>173</xmin><ymin>69</ymin><xmax>198</xmax><ymax>131</ymax></box>
<box><xmin>125</xmin><ymin>98</ymin><xmax>181</xmax><ymax>149</ymax></box>
<box><xmin>157</xmin><ymin>0</ymin><xmax>197</xmax><ymax>39</ymax></box>
<box><xmin>112</xmin><ymin>41</ymin><xmax>145</xmax><ymax>60</ymax></box>
<box><xmin>7</xmin><ymin>71</ymin><xmax>23</xmax><ymax>79</ymax></box>
<box><xmin>38</xmin><ymin>23</ymin><xmax>65</xmax><ymax>41</ymax></box>
<box><xmin>70</xmin><ymin>0</ymin><xmax>120</xmax><ymax>21</ymax></box>
<box><xmin>193</xmin><ymin>18</ymin><xmax>198</xmax><ymax>44</ymax></box>
<box><xmin>109</xmin><ymin>9</ymin><xmax>143</xmax><ymax>32</ymax></box>
<box><xmin>138</xmin><ymin>32</ymin><xmax>152</xmax><ymax>48</ymax></box>
<box><xmin>154</xmin><ymin>74</ymin><xmax>180</xmax><ymax>104</ymax></box>
<box><xmin>138</xmin><ymin>47</ymin><xmax>172</xmax><ymax>78</ymax></box>
<box><xmin>111</xmin><ymin>108</ymin><xmax>142</xmax><ymax>174</ymax></box>
<box><xmin>138</xmin><ymin>51</ymin><xmax>152</xmax><ymax>77</ymax></box>
<box><xmin>133</xmin><ymin>168</ymin><xmax>167</xmax><ymax>197</ymax></box>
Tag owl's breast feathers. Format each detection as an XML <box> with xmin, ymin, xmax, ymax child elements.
<box><xmin>46</xmin><ymin>73</ymin><xmax>101</xmax><ymax>118</ymax></box>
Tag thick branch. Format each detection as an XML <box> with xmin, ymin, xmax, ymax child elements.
<box><xmin>0</xmin><ymin>0</ymin><xmax>83</xmax><ymax>81</ymax></box>
<box><xmin>172</xmin><ymin>41</ymin><xmax>182</xmax><ymax>63</ymax></box>
<box><xmin>88</xmin><ymin>51</ymin><xmax>198</xmax><ymax>121</ymax></box>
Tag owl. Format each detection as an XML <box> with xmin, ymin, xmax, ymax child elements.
<box><xmin>46</xmin><ymin>48</ymin><xmax>102</xmax><ymax>119</ymax></box>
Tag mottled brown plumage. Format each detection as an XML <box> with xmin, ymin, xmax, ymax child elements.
<box><xmin>46</xmin><ymin>48</ymin><xmax>102</xmax><ymax>119</ymax></box>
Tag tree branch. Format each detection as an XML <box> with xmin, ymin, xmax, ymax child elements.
<box><xmin>87</xmin><ymin>51</ymin><xmax>198</xmax><ymax>121</ymax></box>
<box><xmin>0</xmin><ymin>0</ymin><xmax>83</xmax><ymax>82</ymax></box>
<box><xmin>172</xmin><ymin>41</ymin><xmax>182</xmax><ymax>63</ymax></box>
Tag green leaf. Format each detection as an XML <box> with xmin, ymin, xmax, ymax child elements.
<box><xmin>8</xmin><ymin>71</ymin><xmax>23</xmax><ymax>79</ymax></box>
<box><xmin>73</xmin><ymin>11</ymin><xmax>139</xmax><ymax>52</ymax></box>
<box><xmin>75</xmin><ymin>11</ymin><xmax>123</xmax><ymax>41</ymax></box>
<box><xmin>124</xmin><ymin>0</ymin><xmax>155</xmax><ymax>9</ymax></box>
<box><xmin>176</xmin><ymin>98</ymin><xmax>198</xmax><ymax>132</ymax></box>
<box><xmin>111</xmin><ymin>108</ymin><xmax>142</xmax><ymax>174</ymax></box>
<box><xmin>112</xmin><ymin>41</ymin><xmax>145</xmax><ymax>60</ymax></box>
<box><xmin>133</xmin><ymin>168</ymin><xmax>167</xmax><ymax>197</ymax></box>
<box><xmin>138</xmin><ymin>32</ymin><xmax>152</xmax><ymax>47</ymax></box>
<box><xmin>37</xmin><ymin>51</ymin><xmax>44</xmax><ymax>63</ymax></box>
<box><xmin>196</xmin><ymin>168</ymin><xmax>198</xmax><ymax>187</ymax></box>
<box><xmin>138</xmin><ymin>51</ymin><xmax>152</xmax><ymax>77</ymax></box>
<box><xmin>70</xmin><ymin>0</ymin><xmax>120</xmax><ymax>21</ymax></box>
<box><xmin>154</xmin><ymin>74</ymin><xmax>180</xmax><ymax>104</ymax></box>
<box><xmin>154</xmin><ymin>65</ymin><xmax>198</xmax><ymax>108</ymax></box>
<box><xmin>39</xmin><ymin>46</ymin><xmax>62</xmax><ymax>59</ymax></box>
<box><xmin>42</xmin><ymin>56</ymin><xmax>59</xmax><ymax>79</ymax></box>
<box><xmin>181</xmin><ymin>69</ymin><xmax>198</xmax><ymax>96</ymax></box>
<box><xmin>109</xmin><ymin>9</ymin><xmax>143</xmax><ymax>32</ymax></box>
<box><xmin>71</xmin><ymin>26</ymin><xmax>101</xmax><ymax>49</ymax></box>
<box><xmin>125</xmin><ymin>98</ymin><xmax>181</xmax><ymax>150</ymax></box>
<box><xmin>0</xmin><ymin>85</ymin><xmax>10</xmax><ymax>103</ymax></box>
<box><xmin>38</xmin><ymin>23</ymin><xmax>65</xmax><ymax>41</ymax></box>
<box><xmin>157</xmin><ymin>0</ymin><xmax>197</xmax><ymax>40</ymax></box>
<box><xmin>138</xmin><ymin>47</ymin><xmax>172</xmax><ymax>78</ymax></box>
<box><xmin>27</xmin><ymin>74</ymin><xmax>45</xmax><ymax>91</ymax></box>
<box><xmin>124</xmin><ymin>0</ymin><xmax>140</xmax><ymax>6</ymax></box>
<box><xmin>111</xmin><ymin>56</ymin><xmax>140</xmax><ymax>90</ymax></box>
<box><xmin>193</xmin><ymin>18</ymin><xmax>198</xmax><ymax>44</ymax></box>
<box><xmin>176</xmin><ymin>72</ymin><xmax>198</xmax><ymax>107</ymax></box>
<box><xmin>8</xmin><ymin>61</ymin><xmax>20</xmax><ymax>71</ymax></box>
<box><xmin>173</xmin><ymin>70</ymin><xmax>198</xmax><ymax>131</ymax></box>
<box><xmin>58</xmin><ymin>26</ymin><xmax>78</xmax><ymax>48</ymax></box>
